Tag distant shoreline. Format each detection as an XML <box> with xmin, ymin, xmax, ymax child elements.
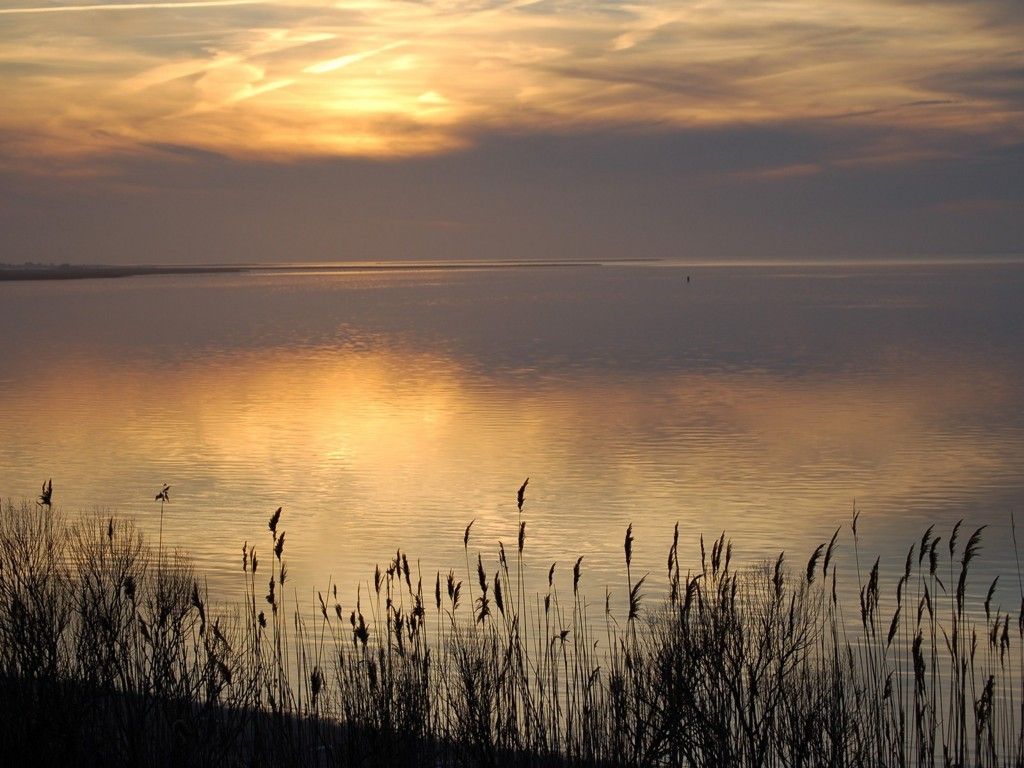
<box><xmin>0</xmin><ymin>264</ymin><xmax>246</xmax><ymax>282</ymax></box>
<box><xmin>3</xmin><ymin>255</ymin><xmax>1022</xmax><ymax>282</ymax></box>
<box><xmin>0</xmin><ymin>260</ymin><xmax>608</xmax><ymax>282</ymax></box>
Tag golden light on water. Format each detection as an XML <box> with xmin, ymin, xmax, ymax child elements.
<box><xmin>3</xmin><ymin>338</ymin><xmax>1021</xmax><ymax>600</ymax></box>
<box><xmin>7</xmin><ymin>346</ymin><xmax>1016</xmax><ymax>503</ymax></box>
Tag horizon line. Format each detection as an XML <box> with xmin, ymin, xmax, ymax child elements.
<box><xmin>2</xmin><ymin>254</ymin><xmax>1024</xmax><ymax>283</ymax></box>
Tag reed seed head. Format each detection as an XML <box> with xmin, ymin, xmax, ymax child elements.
<box><xmin>517</xmin><ymin>477</ymin><xmax>528</xmax><ymax>512</ymax></box>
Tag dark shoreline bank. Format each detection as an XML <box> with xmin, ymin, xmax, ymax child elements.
<box><xmin>0</xmin><ymin>676</ymin><xmax>589</xmax><ymax>768</ymax></box>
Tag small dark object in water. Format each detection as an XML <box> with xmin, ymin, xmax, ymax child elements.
<box><xmin>686</xmin><ymin>275</ymin><xmax>690</xmax><ymax>283</ymax></box>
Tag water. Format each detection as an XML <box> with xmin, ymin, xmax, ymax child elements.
<box><xmin>1</xmin><ymin>260</ymin><xmax>1023</xmax><ymax>617</ymax></box>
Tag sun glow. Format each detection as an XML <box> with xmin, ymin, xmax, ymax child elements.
<box><xmin>0</xmin><ymin>0</ymin><xmax>1021</xmax><ymax>169</ymax></box>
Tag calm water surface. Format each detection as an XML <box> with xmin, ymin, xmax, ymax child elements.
<box><xmin>2</xmin><ymin>261</ymin><xmax>1023</xmax><ymax>615</ymax></box>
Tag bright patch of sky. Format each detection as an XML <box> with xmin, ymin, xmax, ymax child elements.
<box><xmin>1</xmin><ymin>0</ymin><xmax>1021</xmax><ymax>166</ymax></box>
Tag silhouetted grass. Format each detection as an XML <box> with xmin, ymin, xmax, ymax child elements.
<box><xmin>0</xmin><ymin>491</ymin><xmax>1021</xmax><ymax>767</ymax></box>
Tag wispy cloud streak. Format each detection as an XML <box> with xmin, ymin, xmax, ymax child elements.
<box><xmin>0</xmin><ymin>0</ymin><xmax>268</xmax><ymax>12</ymax></box>
<box><xmin>0</xmin><ymin>0</ymin><xmax>264</xmax><ymax>13</ymax></box>
<box><xmin>303</xmin><ymin>41</ymin><xmax>408</xmax><ymax>75</ymax></box>
<box><xmin>0</xmin><ymin>0</ymin><xmax>1021</xmax><ymax>167</ymax></box>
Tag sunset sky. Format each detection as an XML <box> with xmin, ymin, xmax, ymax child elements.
<box><xmin>1</xmin><ymin>0</ymin><xmax>1022</xmax><ymax>263</ymax></box>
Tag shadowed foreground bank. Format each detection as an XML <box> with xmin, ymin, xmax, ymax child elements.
<box><xmin>0</xmin><ymin>496</ymin><xmax>1021</xmax><ymax>767</ymax></box>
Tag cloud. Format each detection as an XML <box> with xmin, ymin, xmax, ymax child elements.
<box><xmin>1</xmin><ymin>118</ymin><xmax>1021</xmax><ymax>266</ymax></box>
<box><xmin>0</xmin><ymin>0</ymin><xmax>1021</xmax><ymax>165</ymax></box>
<box><xmin>142</xmin><ymin>141</ymin><xmax>230</xmax><ymax>160</ymax></box>
<box><xmin>0</xmin><ymin>0</ymin><xmax>266</xmax><ymax>13</ymax></box>
<box><xmin>0</xmin><ymin>0</ymin><xmax>1021</xmax><ymax>262</ymax></box>
<box><xmin>303</xmin><ymin>40</ymin><xmax>408</xmax><ymax>75</ymax></box>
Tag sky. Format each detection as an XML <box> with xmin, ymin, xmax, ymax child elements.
<box><xmin>0</xmin><ymin>0</ymin><xmax>1022</xmax><ymax>264</ymax></box>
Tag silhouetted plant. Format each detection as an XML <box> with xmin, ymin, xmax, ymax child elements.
<box><xmin>0</xmin><ymin>490</ymin><xmax>1022</xmax><ymax>767</ymax></box>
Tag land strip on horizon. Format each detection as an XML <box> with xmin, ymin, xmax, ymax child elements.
<box><xmin>0</xmin><ymin>260</ymin><xmax>613</xmax><ymax>282</ymax></box>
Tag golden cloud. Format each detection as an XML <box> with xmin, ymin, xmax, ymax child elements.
<box><xmin>0</xmin><ymin>0</ymin><xmax>1021</xmax><ymax>167</ymax></box>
